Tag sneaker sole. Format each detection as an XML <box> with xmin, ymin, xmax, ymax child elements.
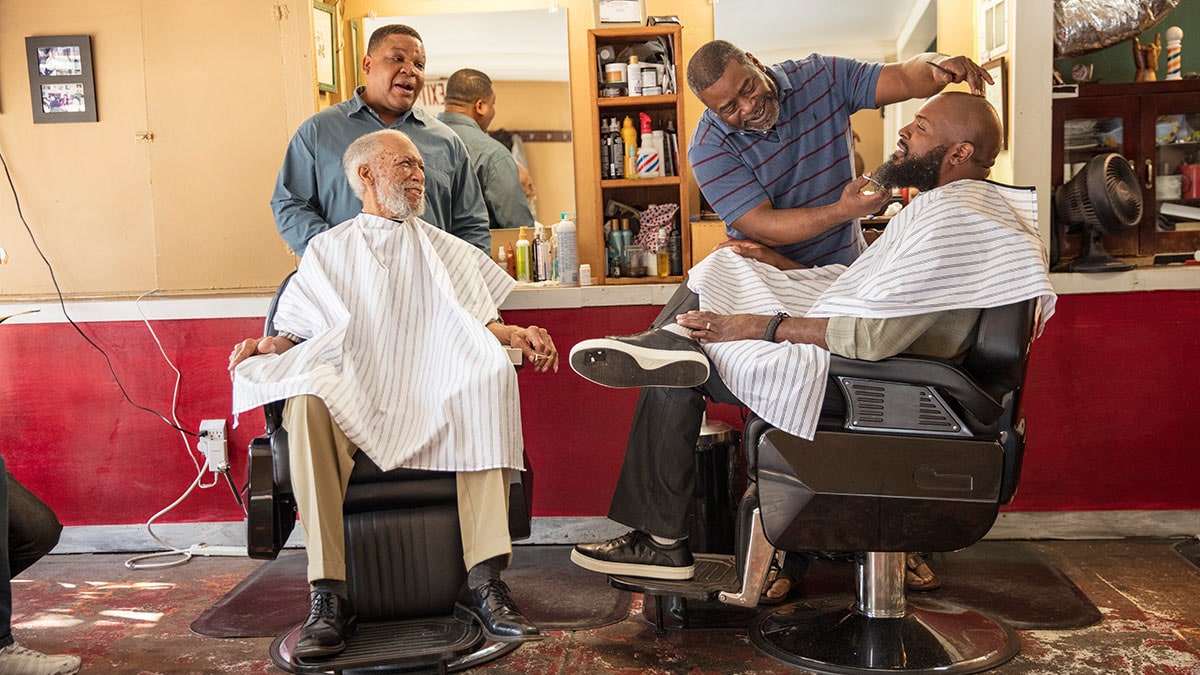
<box><xmin>569</xmin><ymin>548</ymin><xmax>695</xmax><ymax>580</ymax></box>
<box><xmin>569</xmin><ymin>338</ymin><xmax>709</xmax><ymax>389</ymax></box>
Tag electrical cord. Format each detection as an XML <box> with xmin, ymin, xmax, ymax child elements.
<box><xmin>1</xmin><ymin>147</ymin><xmax>246</xmax><ymax>566</ymax></box>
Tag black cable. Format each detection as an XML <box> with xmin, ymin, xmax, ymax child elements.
<box><xmin>0</xmin><ymin>149</ymin><xmax>199</xmax><ymax>438</ymax></box>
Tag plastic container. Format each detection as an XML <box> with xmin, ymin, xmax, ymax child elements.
<box><xmin>515</xmin><ymin>227</ymin><xmax>532</xmax><ymax>282</ymax></box>
<box><xmin>579</xmin><ymin>263</ymin><xmax>593</xmax><ymax>286</ymax></box>
<box><xmin>621</xmin><ymin>116</ymin><xmax>638</xmax><ymax>179</ymax></box>
<box><xmin>556</xmin><ymin>212</ymin><xmax>579</xmax><ymax>286</ymax></box>
<box><xmin>636</xmin><ymin>112</ymin><xmax>662</xmax><ymax>178</ymax></box>
<box><xmin>628</xmin><ymin>55</ymin><xmax>642</xmax><ymax>96</ymax></box>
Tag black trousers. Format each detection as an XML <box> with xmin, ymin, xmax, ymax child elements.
<box><xmin>0</xmin><ymin>454</ymin><xmax>64</xmax><ymax>647</ymax></box>
<box><xmin>606</xmin><ymin>283</ymin><xmax>842</xmax><ymax>539</ymax></box>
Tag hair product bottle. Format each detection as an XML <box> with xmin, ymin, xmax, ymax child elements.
<box><xmin>515</xmin><ymin>227</ymin><xmax>532</xmax><ymax>282</ymax></box>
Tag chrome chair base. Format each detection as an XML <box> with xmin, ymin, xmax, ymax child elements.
<box><xmin>751</xmin><ymin>595</ymin><xmax>1020</xmax><ymax>674</ymax></box>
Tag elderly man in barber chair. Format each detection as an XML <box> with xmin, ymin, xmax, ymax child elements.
<box><xmin>230</xmin><ymin>129</ymin><xmax>558</xmax><ymax>658</ymax></box>
<box><xmin>569</xmin><ymin>93</ymin><xmax>1055</xmax><ymax>587</ymax></box>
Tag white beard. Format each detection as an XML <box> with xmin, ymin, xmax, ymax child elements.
<box><xmin>377</xmin><ymin>180</ymin><xmax>426</xmax><ymax>221</ymax></box>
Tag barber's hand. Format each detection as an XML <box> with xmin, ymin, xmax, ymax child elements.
<box><xmin>228</xmin><ymin>336</ymin><xmax>290</xmax><ymax>378</ymax></box>
<box><xmin>840</xmin><ymin>176</ymin><xmax>891</xmax><ymax>219</ymax></box>
<box><xmin>929</xmin><ymin>55</ymin><xmax>993</xmax><ymax>96</ymax></box>
<box><xmin>676</xmin><ymin>311</ymin><xmax>768</xmax><ymax>343</ymax></box>
<box><xmin>713</xmin><ymin>238</ymin><xmax>806</xmax><ymax>270</ymax></box>
<box><xmin>510</xmin><ymin>325</ymin><xmax>558</xmax><ymax>373</ymax></box>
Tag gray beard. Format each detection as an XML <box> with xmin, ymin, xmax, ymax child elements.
<box><xmin>378</xmin><ymin>181</ymin><xmax>426</xmax><ymax>221</ymax></box>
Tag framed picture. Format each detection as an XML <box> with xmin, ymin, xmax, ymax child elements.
<box><xmin>25</xmin><ymin>35</ymin><xmax>97</xmax><ymax>124</ymax></box>
<box><xmin>313</xmin><ymin>1</ymin><xmax>338</xmax><ymax>94</ymax></box>
<box><xmin>594</xmin><ymin>0</ymin><xmax>646</xmax><ymax>26</ymax></box>
<box><xmin>983</xmin><ymin>57</ymin><xmax>1008</xmax><ymax>150</ymax></box>
<box><xmin>350</xmin><ymin>19</ymin><xmax>362</xmax><ymax>88</ymax></box>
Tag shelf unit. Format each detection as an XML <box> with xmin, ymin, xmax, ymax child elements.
<box><xmin>587</xmin><ymin>25</ymin><xmax>690</xmax><ymax>284</ymax></box>
<box><xmin>1051</xmin><ymin>79</ymin><xmax>1200</xmax><ymax>259</ymax></box>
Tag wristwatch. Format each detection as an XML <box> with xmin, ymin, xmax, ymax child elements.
<box><xmin>764</xmin><ymin>312</ymin><xmax>789</xmax><ymax>343</ymax></box>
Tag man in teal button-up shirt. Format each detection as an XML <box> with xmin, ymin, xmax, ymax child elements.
<box><xmin>270</xmin><ymin>24</ymin><xmax>489</xmax><ymax>256</ymax></box>
<box><xmin>437</xmin><ymin>69</ymin><xmax>535</xmax><ymax>230</ymax></box>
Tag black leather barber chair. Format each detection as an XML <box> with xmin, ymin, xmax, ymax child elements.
<box><xmin>613</xmin><ymin>299</ymin><xmax>1037</xmax><ymax>674</ymax></box>
<box><xmin>245</xmin><ymin>273</ymin><xmax>532</xmax><ymax>674</ymax></box>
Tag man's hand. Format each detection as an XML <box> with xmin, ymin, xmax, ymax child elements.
<box><xmin>508</xmin><ymin>325</ymin><xmax>559</xmax><ymax>373</ymax></box>
<box><xmin>713</xmin><ymin>238</ymin><xmax>806</xmax><ymax>270</ymax></box>
<box><xmin>675</xmin><ymin>310</ymin><xmax>769</xmax><ymax>343</ymax></box>
<box><xmin>927</xmin><ymin>55</ymin><xmax>994</xmax><ymax>96</ymax></box>
<box><xmin>839</xmin><ymin>176</ymin><xmax>891</xmax><ymax>219</ymax></box>
<box><xmin>228</xmin><ymin>336</ymin><xmax>294</xmax><ymax>378</ymax></box>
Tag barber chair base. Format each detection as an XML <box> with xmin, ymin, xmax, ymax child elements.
<box><xmin>270</xmin><ymin>617</ymin><xmax>520</xmax><ymax>674</ymax></box>
<box><xmin>612</xmin><ymin>554</ymin><xmax>755</xmax><ymax>631</ymax></box>
<box><xmin>751</xmin><ymin>595</ymin><xmax>1019</xmax><ymax>675</ymax></box>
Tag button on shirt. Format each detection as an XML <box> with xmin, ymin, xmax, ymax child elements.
<box><xmin>438</xmin><ymin>112</ymin><xmax>535</xmax><ymax>230</ymax></box>
<box><xmin>270</xmin><ymin>87</ymin><xmax>490</xmax><ymax>256</ymax></box>
<box><xmin>688</xmin><ymin>55</ymin><xmax>883</xmax><ymax>267</ymax></box>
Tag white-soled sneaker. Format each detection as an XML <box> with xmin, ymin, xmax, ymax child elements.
<box><xmin>0</xmin><ymin>642</ymin><xmax>81</xmax><ymax>675</ymax></box>
<box><xmin>569</xmin><ymin>329</ymin><xmax>709</xmax><ymax>389</ymax></box>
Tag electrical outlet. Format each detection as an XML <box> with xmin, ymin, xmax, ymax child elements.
<box><xmin>199</xmin><ymin>419</ymin><xmax>227</xmax><ymax>472</ymax></box>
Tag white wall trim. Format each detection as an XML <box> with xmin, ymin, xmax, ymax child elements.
<box><xmin>52</xmin><ymin>511</ymin><xmax>1200</xmax><ymax>555</ymax></box>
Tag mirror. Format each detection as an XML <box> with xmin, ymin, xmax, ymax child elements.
<box><xmin>713</xmin><ymin>0</ymin><xmax>938</xmax><ymax>170</ymax></box>
<box><xmin>362</xmin><ymin>10</ymin><xmax>574</xmax><ymax>231</ymax></box>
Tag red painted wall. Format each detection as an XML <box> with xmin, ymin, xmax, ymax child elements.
<box><xmin>0</xmin><ymin>290</ymin><xmax>1196</xmax><ymax>527</ymax></box>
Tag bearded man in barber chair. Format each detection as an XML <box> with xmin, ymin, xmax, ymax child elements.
<box><xmin>568</xmin><ymin>93</ymin><xmax>1055</xmax><ymax>590</ymax></box>
<box><xmin>231</xmin><ymin>129</ymin><xmax>558</xmax><ymax>658</ymax></box>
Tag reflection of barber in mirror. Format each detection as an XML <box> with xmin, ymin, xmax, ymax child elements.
<box><xmin>685</xmin><ymin>39</ymin><xmax>992</xmax><ymax>269</ymax></box>
<box><xmin>439</xmin><ymin>69</ymin><xmax>536</xmax><ymax>230</ymax></box>
<box><xmin>271</xmin><ymin>24</ymin><xmax>489</xmax><ymax>256</ymax></box>
<box><xmin>1133</xmin><ymin>33</ymin><xmax>1162</xmax><ymax>82</ymax></box>
<box><xmin>234</xmin><ymin>130</ymin><xmax>557</xmax><ymax>658</ymax></box>
<box><xmin>516</xmin><ymin>162</ymin><xmax>542</xmax><ymax>224</ymax></box>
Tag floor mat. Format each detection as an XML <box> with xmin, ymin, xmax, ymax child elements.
<box><xmin>1176</xmin><ymin>538</ymin><xmax>1200</xmax><ymax>572</ymax></box>
<box><xmin>191</xmin><ymin>546</ymin><xmax>630</xmax><ymax>638</ymax></box>
<box><xmin>800</xmin><ymin>541</ymin><xmax>1102</xmax><ymax>630</ymax></box>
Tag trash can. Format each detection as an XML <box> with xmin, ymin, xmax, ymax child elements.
<box><xmin>687</xmin><ymin>417</ymin><xmax>743</xmax><ymax>555</ymax></box>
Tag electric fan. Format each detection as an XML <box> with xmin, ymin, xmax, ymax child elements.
<box><xmin>1053</xmin><ymin>153</ymin><xmax>1143</xmax><ymax>272</ymax></box>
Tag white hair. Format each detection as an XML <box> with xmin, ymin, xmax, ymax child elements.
<box><xmin>342</xmin><ymin>129</ymin><xmax>412</xmax><ymax>199</ymax></box>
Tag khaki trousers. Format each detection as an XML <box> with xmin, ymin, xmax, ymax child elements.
<box><xmin>283</xmin><ymin>395</ymin><xmax>513</xmax><ymax>583</ymax></box>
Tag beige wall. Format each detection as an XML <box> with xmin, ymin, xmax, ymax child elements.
<box><xmin>0</xmin><ymin>0</ymin><xmax>309</xmax><ymax>299</ymax></box>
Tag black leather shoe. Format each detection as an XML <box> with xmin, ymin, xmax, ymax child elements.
<box><xmin>570</xmin><ymin>329</ymin><xmax>709</xmax><ymax>388</ymax></box>
<box><xmin>571</xmin><ymin>530</ymin><xmax>695</xmax><ymax>580</ymax></box>
<box><xmin>293</xmin><ymin>589</ymin><xmax>356</xmax><ymax>659</ymax></box>
<box><xmin>454</xmin><ymin>579</ymin><xmax>543</xmax><ymax>643</ymax></box>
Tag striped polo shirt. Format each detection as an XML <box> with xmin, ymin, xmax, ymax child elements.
<box><xmin>689</xmin><ymin>54</ymin><xmax>883</xmax><ymax>266</ymax></box>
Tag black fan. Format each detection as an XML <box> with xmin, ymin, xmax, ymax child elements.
<box><xmin>1053</xmin><ymin>153</ymin><xmax>1143</xmax><ymax>273</ymax></box>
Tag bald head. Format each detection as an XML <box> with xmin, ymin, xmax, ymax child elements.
<box><xmin>928</xmin><ymin>91</ymin><xmax>1003</xmax><ymax>174</ymax></box>
<box><xmin>874</xmin><ymin>92</ymin><xmax>1004</xmax><ymax>192</ymax></box>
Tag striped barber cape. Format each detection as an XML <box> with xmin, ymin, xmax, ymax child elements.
<box><xmin>688</xmin><ymin>180</ymin><xmax>1057</xmax><ymax>440</ymax></box>
<box><xmin>233</xmin><ymin>212</ymin><xmax>523</xmax><ymax>472</ymax></box>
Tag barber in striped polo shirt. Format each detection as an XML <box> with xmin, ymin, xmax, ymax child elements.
<box><xmin>687</xmin><ymin>39</ymin><xmax>992</xmax><ymax>268</ymax></box>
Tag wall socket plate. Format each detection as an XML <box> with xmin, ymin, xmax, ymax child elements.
<box><xmin>199</xmin><ymin>419</ymin><xmax>227</xmax><ymax>472</ymax></box>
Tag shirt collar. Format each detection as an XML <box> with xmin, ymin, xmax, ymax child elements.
<box><xmin>347</xmin><ymin>87</ymin><xmax>427</xmax><ymax>127</ymax></box>
<box><xmin>437</xmin><ymin>111</ymin><xmax>481</xmax><ymax>131</ymax></box>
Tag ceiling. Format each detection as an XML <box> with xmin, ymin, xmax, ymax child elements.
<box><xmin>714</xmin><ymin>0</ymin><xmax>934</xmax><ymax>64</ymax></box>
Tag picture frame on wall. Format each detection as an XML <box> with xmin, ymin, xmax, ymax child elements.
<box><xmin>594</xmin><ymin>0</ymin><xmax>646</xmax><ymax>26</ymax></box>
<box><xmin>982</xmin><ymin>56</ymin><xmax>1008</xmax><ymax>150</ymax></box>
<box><xmin>313</xmin><ymin>1</ymin><xmax>338</xmax><ymax>94</ymax></box>
<box><xmin>25</xmin><ymin>35</ymin><xmax>98</xmax><ymax>124</ymax></box>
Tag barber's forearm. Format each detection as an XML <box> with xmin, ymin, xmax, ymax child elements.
<box><xmin>875</xmin><ymin>53</ymin><xmax>945</xmax><ymax>105</ymax></box>
<box><xmin>732</xmin><ymin>201</ymin><xmax>854</xmax><ymax>247</ymax></box>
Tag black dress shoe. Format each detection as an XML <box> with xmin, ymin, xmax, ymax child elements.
<box><xmin>571</xmin><ymin>530</ymin><xmax>695</xmax><ymax>580</ymax></box>
<box><xmin>293</xmin><ymin>589</ymin><xmax>356</xmax><ymax>659</ymax></box>
<box><xmin>570</xmin><ymin>329</ymin><xmax>709</xmax><ymax>389</ymax></box>
<box><xmin>454</xmin><ymin>579</ymin><xmax>542</xmax><ymax>643</ymax></box>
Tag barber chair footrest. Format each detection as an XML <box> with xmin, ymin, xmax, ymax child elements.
<box><xmin>611</xmin><ymin>554</ymin><xmax>757</xmax><ymax>631</ymax></box>
<box><xmin>751</xmin><ymin>595</ymin><xmax>1019</xmax><ymax>674</ymax></box>
<box><xmin>270</xmin><ymin>617</ymin><xmax>521</xmax><ymax>674</ymax></box>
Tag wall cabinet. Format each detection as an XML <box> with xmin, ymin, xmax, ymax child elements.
<box><xmin>587</xmin><ymin>25</ymin><xmax>691</xmax><ymax>284</ymax></box>
<box><xmin>1052</xmin><ymin>79</ymin><xmax>1200</xmax><ymax>262</ymax></box>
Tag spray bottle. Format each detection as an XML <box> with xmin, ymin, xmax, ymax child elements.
<box><xmin>636</xmin><ymin>112</ymin><xmax>662</xmax><ymax>178</ymax></box>
<box><xmin>557</xmin><ymin>212</ymin><xmax>579</xmax><ymax>286</ymax></box>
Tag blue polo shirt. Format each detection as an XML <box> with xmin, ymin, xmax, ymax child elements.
<box><xmin>270</xmin><ymin>87</ymin><xmax>490</xmax><ymax>256</ymax></box>
<box><xmin>688</xmin><ymin>55</ymin><xmax>882</xmax><ymax>266</ymax></box>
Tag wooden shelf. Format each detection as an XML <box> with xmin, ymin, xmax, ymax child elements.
<box><xmin>602</xmin><ymin>275</ymin><xmax>685</xmax><ymax>285</ymax></box>
<box><xmin>598</xmin><ymin>94</ymin><xmax>676</xmax><ymax>108</ymax></box>
<box><xmin>601</xmin><ymin>176</ymin><xmax>681</xmax><ymax>189</ymax></box>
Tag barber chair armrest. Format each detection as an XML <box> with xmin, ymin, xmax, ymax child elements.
<box><xmin>829</xmin><ymin>354</ymin><xmax>1003</xmax><ymax>424</ymax></box>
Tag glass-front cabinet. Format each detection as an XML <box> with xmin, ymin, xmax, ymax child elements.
<box><xmin>1051</xmin><ymin>79</ymin><xmax>1200</xmax><ymax>263</ymax></box>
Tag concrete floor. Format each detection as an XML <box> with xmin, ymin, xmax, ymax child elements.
<box><xmin>9</xmin><ymin>539</ymin><xmax>1200</xmax><ymax>674</ymax></box>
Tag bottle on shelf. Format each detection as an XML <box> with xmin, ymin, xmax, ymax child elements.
<box><xmin>669</xmin><ymin>229</ymin><xmax>683</xmax><ymax>276</ymax></box>
<box><xmin>636</xmin><ymin>112</ymin><xmax>663</xmax><ymax>178</ymax></box>
<box><xmin>628</xmin><ymin>55</ymin><xmax>641</xmax><ymax>97</ymax></box>
<box><xmin>506</xmin><ymin>243</ymin><xmax>516</xmax><ymax>279</ymax></box>
<box><xmin>533</xmin><ymin>223</ymin><xmax>549</xmax><ymax>282</ymax></box>
<box><xmin>496</xmin><ymin>244</ymin><xmax>509</xmax><ymax>278</ymax></box>
<box><xmin>599</xmin><ymin>117</ymin><xmax>613</xmax><ymax>180</ymax></box>
<box><xmin>621</xmin><ymin>116</ymin><xmax>638</xmax><ymax>179</ymax></box>
<box><xmin>609</xmin><ymin>119</ymin><xmax>625</xmax><ymax>179</ymax></box>
<box><xmin>657</xmin><ymin>227</ymin><xmax>670</xmax><ymax>278</ymax></box>
<box><xmin>557</xmin><ymin>212</ymin><xmax>579</xmax><ymax>286</ymax></box>
<box><xmin>515</xmin><ymin>227</ymin><xmax>531</xmax><ymax>282</ymax></box>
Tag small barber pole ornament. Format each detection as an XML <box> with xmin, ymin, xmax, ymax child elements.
<box><xmin>1166</xmin><ymin>26</ymin><xmax>1183</xmax><ymax>81</ymax></box>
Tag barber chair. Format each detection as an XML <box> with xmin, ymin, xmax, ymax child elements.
<box><xmin>245</xmin><ymin>273</ymin><xmax>532</xmax><ymax>674</ymax></box>
<box><xmin>612</xmin><ymin>299</ymin><xmax>1037</xmax><ymax>673</ymax></box>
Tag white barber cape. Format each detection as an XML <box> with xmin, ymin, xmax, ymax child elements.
<box><xmin>688</xmin><ymin>180</ymin><xmax>1057</xmax><ymax>441</ymax></box>
<box><xmin>232</xmin><ymin>212</ymin><xmax>523</xmax><ymax>472</ymax></box>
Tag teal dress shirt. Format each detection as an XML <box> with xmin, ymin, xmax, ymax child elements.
<box><xmin>270</xmin><ymin>88</ymin><xmax>490</xmax><ymax>255</ymax></box>
<box><xmin>437</xmin><ymin>112</ymin><xmax>534</xmax><ymax>230</ymax></box>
